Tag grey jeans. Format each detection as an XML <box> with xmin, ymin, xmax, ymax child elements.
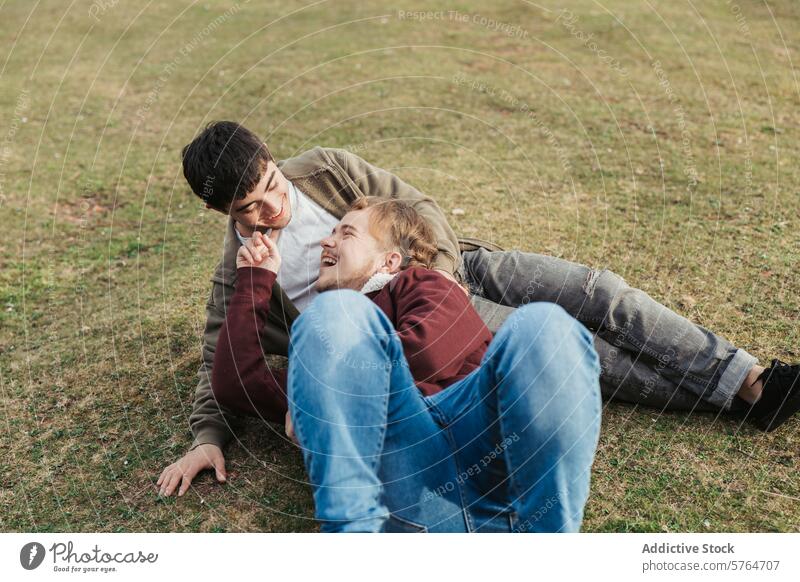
<box><xmin>461</xmin><ymin>248</ymin><xmax>757</xmax><ymax>413</ymax></box>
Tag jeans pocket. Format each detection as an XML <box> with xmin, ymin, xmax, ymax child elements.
<box><xmin>382</xmin><ymin>514</ymin><xmax>428</xmax><ymax>533</ymax></box>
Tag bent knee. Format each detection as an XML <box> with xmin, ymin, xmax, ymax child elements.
<box><xmin>307</xmin><ymin>289</ymin><xmax>373</xmax><ymax>315</ymax></box>
<box><xmin>296</xmin><ymin>290</ymin><xmax>380</xmax><ymax>334</ymax></box>
<box><xmin>515</xmin><ymin>301</ymin><xmax>572</xmax><ymax>323</ymax></box>
<box><xmin>501</xmin><ymin>302</ymin><xmax>598</xmax><ymax>366</ymax></box>
<box><xmin>291</xmin><ymin>289</ymin><xmax>395</xmax><ymax>367</ymax></box>
<box><xmin>582</xmin><ymin>268</ymin><xmax>627</xmax><ymax>297</ymax></box>
<box><xmin>311</xmin><ymin>289</ymin><xmax>371</xmax><ymax>310</ymax></box>
<box><xmin>506</xmin><ymin>302</ymin><xmax>585</xmax><ymax>342</ymax></box>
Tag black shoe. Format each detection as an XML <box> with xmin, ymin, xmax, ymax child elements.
<box><xmin>745</xmin><ymin>359</ymin><xmax>800</xmax><ymax>432</ymax></box>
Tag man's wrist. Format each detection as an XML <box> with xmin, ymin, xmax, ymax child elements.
<box><xmin>190</xmin><ymin>427</ymin><xmax>228</xmax><ymax>451</ymax></box>
<box><xmin>235</xmin><ymin>267</ymin><xmax>277</xmax><ymax>291</ymax></box>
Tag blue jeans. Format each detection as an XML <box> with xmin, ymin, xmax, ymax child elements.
<box><xmin>287</xmin><ymin>290</ymin><xmax>602</xmax><ymax>532</ymax></box>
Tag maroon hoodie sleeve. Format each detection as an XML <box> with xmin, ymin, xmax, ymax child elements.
<box><xmin>211</xmin><ymin>267</ymin><xmax>288</xmax><ymax>423</ymax></box>
<box><xmin>389</xmin><ymin>268</ymin><xmax>492</xmax><ymax>392</ymax></box>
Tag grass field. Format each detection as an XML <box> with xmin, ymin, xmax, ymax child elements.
<box><xmin>1</xmin><ymin>0</ymin><xmax>798</xmax><ymax>532</ymax></box>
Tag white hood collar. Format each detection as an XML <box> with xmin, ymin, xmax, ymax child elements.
<box><xmin>359</xmin><ymin>272</ymin><xmax>397</xmax><ymax>294</ymax></box>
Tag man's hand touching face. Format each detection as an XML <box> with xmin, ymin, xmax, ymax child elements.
<box><xmin>236</xmin><ymin>231</ymin><xmax>282</xmax><ymax>274</ymax></box>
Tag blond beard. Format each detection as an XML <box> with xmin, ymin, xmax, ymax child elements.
<box><xmin>316</xmin><ymin>262</ymin><xmax>376</xmax><ymax>293</ymax></box>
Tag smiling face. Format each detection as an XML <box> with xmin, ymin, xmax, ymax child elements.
<box><xmin>213</xmin><ymin>160</ymin><xmax>292</xmax><ymax>236</ymax></box>
<box><xmin>316</xmin><ymin>208</ymin><xmax>402</xmax><ymax>292</ymax></box>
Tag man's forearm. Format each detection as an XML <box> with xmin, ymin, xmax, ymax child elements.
<box><xmin>189</xmin><ymin>369</ymin><xmax>233</xmax><ymax>451</ymax></box>
<box><xmin>211</xmin><ymin>267</ymin><xmax>288</xmax><ymax>422</ymax></box>
<box><xmin>188</xmin><ymin>280</ymin><xmax>235</xmax><ymax>450</ymax></box>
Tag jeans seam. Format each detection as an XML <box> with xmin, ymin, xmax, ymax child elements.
<box><xmin>481</xmin><ymin>337</ymin><xmax>523</xmax><ymax>529</ymax></box>
<box><xmin>594</xmin><ymin>319</ymin><xmax>722</xmax><ymax>391</ymax></box>
<box><xmin>442</xmin><ymin>425</ymin><xmax>477</xmax><ymax>533</ymax></box>
<box><xmin>370</xmin><ymin>391</ymin><xmax>390</xmax><ymax>475</ymax></box>
<box><xmin>424</xmin><ymin>396</ymin><xmax>475</xmax><ymax>532</ymax></box>
<box><xmin>493</xmin><ymin>372</ymin><xmax>524</xmax><ymax>521</ymax></box>
<box><xmin>423</xmin><ymin>397</ymin><xmax>449</xmax><ymax>427</ymax></box>
<box><xmin>385</xmin><ymin>513</ymin><xmax>429</xmax><ymax>533</ymax></box>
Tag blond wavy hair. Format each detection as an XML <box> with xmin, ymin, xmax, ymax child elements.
<box><xmin>348</xmin><ymin>197</ymin><xmax>438</xmax><ymax>269</ymax></box>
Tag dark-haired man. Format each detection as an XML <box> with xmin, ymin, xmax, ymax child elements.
<box><xmin>157</xmin><ymin>120</ymin><xmax>800</xmax><ymax>498</ymax></box>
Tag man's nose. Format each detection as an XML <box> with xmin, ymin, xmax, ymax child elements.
<box><xmin>259</xmin><ymin>194</ymin><xmax>280</xmax><ymax>214</ymax></box>
<box><xmin>320</xmin><ymin>236</ymin><xmax>334</xmax><ymax>248</ymax></box>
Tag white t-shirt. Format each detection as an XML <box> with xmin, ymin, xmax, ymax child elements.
<box><xmin>234</xmin><ymin>180</ymin><xmax>338</xmax><ymax>312</ymax></box>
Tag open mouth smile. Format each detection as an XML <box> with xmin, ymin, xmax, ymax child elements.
<box><xmin>320</xmin><ymin>254</ymin><xmax>338</xmax><ymax>268</ymax></box>
<box><xmin>260</xmin><ymin>196</ymin><xmax>285</xmax><ymax>223</ymax></box>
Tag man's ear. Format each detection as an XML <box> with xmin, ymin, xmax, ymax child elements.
<box><xmin>381</xmin><ymin>250</ymin><xmax>404</xmax><ymax>274</ymax></box>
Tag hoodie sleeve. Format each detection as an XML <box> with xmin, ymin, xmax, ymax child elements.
<box><xmin>211</xmin><ymin>267</ymin><xmax>288</xmax><ymax>423</ymax></box>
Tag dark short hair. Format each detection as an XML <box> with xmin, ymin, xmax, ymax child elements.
<box><xmin>181</xmin><ymin>121</ymin><xmax>273</xmax><ymax>210</ymax></box>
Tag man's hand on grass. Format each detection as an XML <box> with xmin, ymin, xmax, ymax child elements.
<box><xmin>157</xmin><ymin>443</ymin><xmax>227</xmax><ymax>497</ymax></box>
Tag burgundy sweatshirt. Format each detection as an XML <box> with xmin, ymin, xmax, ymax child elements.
<box><xmin>212</xmin><ymin>266</ymin><xmax>492</xmax><ymax>421</ymax></box>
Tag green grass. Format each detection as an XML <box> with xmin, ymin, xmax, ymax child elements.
<box><xmin>1</xmin><ymin>0</ymin><xmax>798</xmax><ymax>532</ymax></box>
